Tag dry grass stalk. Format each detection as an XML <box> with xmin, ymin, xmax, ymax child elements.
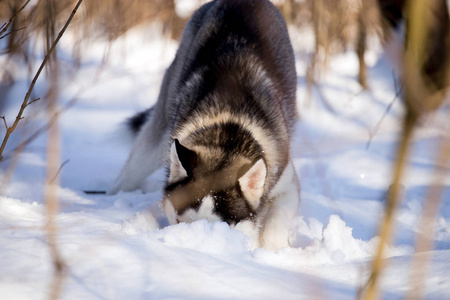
<box><xmin>406</xmin><ymin>131</ymin><xmax>450</xmax><ymax>299</ymax></box>
<box><xmin>362</xmin><ymin>0</ymin><xmax>449</xmax><ymax>298</ymax></box>
<box><xmin>45</xmin><ymin>82</ymin><xmax>66</xmax><ymax>300</ymax></box>
<box><xmin>0</xmin><ymin>0</ymin><xmax>30</xmax><ymax>39</ymax></box>
<box><xmin>282</xmin><ymin>0</ymin><xmax>295</xmax><ymax>24</ymax></box>
<box><xmin>304</xmin><ymin>0</ymin><xmax>325</xmax><ymax>105</ymax></box>
<box><xmin>406</xmin><ymin>1</ymin><xmax>450</xmax><ymax>296</ymax></box>
<box><xmin>0</xmin><ymin>120</ymin><xmax>29</xmax><ymax>194</ymax></box>
<box><xmin>42</xmin><ymin>1</ymin><xmax>86</xmax><ymax>297</ymax></box>
<box><xmin>366</xmin><ymin>73</ymin><xmax>404</xmax><ymax>149</ymax></box>
<box><xmin>1</xmin><ymin>0</ymin><xmax>183</xmax><ymax>67</ymax></box>
<box><xmin>306</xmin><ymin>0</ymin><xmax>381</xmax><ymax>94</ymax></box>
<box><xmin>362</xmin><ymin>109</ymin><xmax>418</xmax><ymax>300</ymax></box>
<box><xmin>356</xmin><ymin>0</ymin><xmax>368</xmax><ymax>89</ymax></box>
<box><xmin>1</xmin><ymin>92</ymin><xmax>84</xmax><ymax>163</ymax></box>
<box><xmin>0</xmin><ymin>0</ymin><xmax>82</xmax><ymax>162</ymax></box>
<box><xmin>3</xmin><ymin>1</ymin><xmax>89</xmax><ymax>299</ymax></box>
<box><xmin>308</xmin><ymin>0</ymin><xmax>325</xmax><ymax>84</ymax></box>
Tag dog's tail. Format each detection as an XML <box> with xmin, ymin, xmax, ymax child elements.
<box><xmin>126</xmin><ymin>107</ymin><xmax>153</xmax><ymax>137</ymax></box>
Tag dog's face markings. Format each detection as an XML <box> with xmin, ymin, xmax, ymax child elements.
<box><xmin>163</xmin><ymin>140</ymin><xmax>267</xmax><ymax>225</ymax></box>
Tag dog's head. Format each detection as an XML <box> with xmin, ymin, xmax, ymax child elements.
<box><xmin>162</xmin><ymin>139</ymin><xmax>267</xmax><ymax>225</ymax></box>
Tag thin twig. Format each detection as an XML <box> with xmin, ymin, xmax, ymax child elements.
<box><xmin>315</xmin><ymin>85</ymin><xmax>338</xmax><ymax>115</ymax></box>
<box><xmin>1</xmin><ymin>60</ymin><xmax>133</xmax><ymax>163</ymax></box>
<box><xmin>1</xmin><ymin>97</ymin><xmax>77</xmax><ymax>162</ymax></box>
<box><xmin>1</xmin><ymin>64</ymin><xmax>126</xmax><ymax>162</ymax></box>
<box><xmin>0</xmin><ymin>116</ymin><xmax>8</xmax><ymax>130</ymax></box>
<box><xmin>0</xmin><ymin>121</ymin><xmax>29</xmax><ymax>195</ymax></box>
<box><xmin>362</xmin><ymin>110</ymin><xmax>418</xmax><ymax>300</ymax></box>
<box><xmin>0</xmin><ymin>26</ymin><xmax>26</xmax><ymax>40</ymax></box>
<box><xmin>0</xmin><ymin>0</ymin><xmax>83</xmax><ymax>162</ymax></box>
<box><xmin>49</xmin><ymin>159</ymin><xmax>70</xmax><ymax>185</ymax></box>
<box><xmin>393</xmin><ymin>70</ymin><xmax>399</xmax><ymax>94</ymax></box>
<box><xmin>366</xmin><ymin>72</ymin><xmax>404</xmax><ymax>149</ymax></box>
<box><xmin>26</xmin><ymin>98</ymin><xmax>41</xmax><ymax>107</ymax></box>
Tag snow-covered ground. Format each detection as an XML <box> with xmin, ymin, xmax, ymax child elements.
<box><xmin>1</xmin><ymin>19</ymin><xmax>450</xmax><ymax>300</ymax></box>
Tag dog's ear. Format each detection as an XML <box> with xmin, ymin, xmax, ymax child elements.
<box><xmin>238</xmin><ymin>159</ymin><xmax>267</xmax><ymax>210</ymax></box>
<box><xmin>168</xmin><ymin>139</ymin><xmax>198</xmax><ymax>183</ymax></box>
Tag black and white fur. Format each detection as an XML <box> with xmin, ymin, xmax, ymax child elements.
<box><xmin>108</xmin><ymin>0</ymin><xmax>300</xmax><ymax>250</ymax></box>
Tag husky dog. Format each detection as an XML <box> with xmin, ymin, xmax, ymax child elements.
<box><xmin>108</xmin><ymin>0</ymin><xmax>300</xmax><ymax>250</ymax></box>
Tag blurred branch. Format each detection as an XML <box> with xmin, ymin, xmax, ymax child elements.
<box><xmin>0</xmin><ymin>116</ymin><xmax>8</xmax><ymax>130</ymax></box>
<box><xmin>0</xmin><ymin>26</ymin><xmax>25</xmax><ymax>40</ymax></box>
<box><xmin>49</xmin><ymin>159</ymin><xmax>70</xmax><ymax>185</ymax></box>
<box><xmin>362</xmin><ymin>109</ymin><xmax>418</xmax><ymax>300</ymax></box>
<box><xmin>43</xmin><ymin>2</ymin><xmax>85</xmax><ymax>299</ymax></box>
<box><xmin>0</xmin><ymin>117</ymin><xmax>30</xmax><ymax>195</ymax></box>
<box><xmin>282</xmin><ymin>0</ymin><xmax>294</xmax><ymax>24</ymax></box>
<box><xmin>26</xmin><ymin>97</ymin><xmax>41</xmax><ymax>107</ymax></box>
<box><xmin>357</xmin><ymin>0</ymin><xmax>368</xmax><ymax>89</ymax></box>
<box><xmin>1</xmin><ymin>62</ymin><xmax>131</xmax><ymax>163</ymax></box>
<box><xmin>0</xmin><ymin>1</ymin><xmax>89</xmax><ymax>299</ymax></box>
<box><xmin>362</xmin><ymin>0</ymin><xmax>449</xmax><ymax>298</ymax></box>
<box><xmin>0</xmin><ymin>97</ymin><xmax>74</xmax><ymax>195</ymax></box>
<box><xmin>1</xmin><ymin>88</ymin><xmax>90</xmax><ymax>162</ymax></box>
<box><xmin>45</xmin><ymin>109</ymin><xmax>66</xmax><ymax>300</ymax></box>
<box><xmin>367</xmin><ymin>72</ymin><xmax>404</xmax><ymax>149</ymax></box>
<box><xmin>45</xmin><ymin>85</ymin><xmax>65</xmax><ymax>300</ymax></box>
<box><xmin>0</xmin><ymin>0</ymin><xmax>83</xmax><ymax>162</ymax></box>
<box><xmin>0</xmin><ymin>100</ymin><xmax>74</xmax><ymax>162</ymax></box>
<box><xmin>308</xmin><ymin>0</ymin><xmax>325</xmax><ymax>84</ymax></box>
<box><xmin>315</xmin><ymin>85</ymin><xmax>338</xmax><ymax>115</ymax></box>
<box><xmin>0</xmin><ymin>0</ymin><xmax>30</xmax><ymax>39</ymax></box>
<box><xmin>305</xmin><ymin>0</ymin><xmax>325</xmax><ymax>107</ymax></box>
<box><xmin>407</xmin><ymin>132</ymin><xmax>450</xmax><ymax>299</ymax></box>
<box><xmin>406</xmin><ymin>0</ymin><xmax>450</xmax><ymax>295</ymax></box>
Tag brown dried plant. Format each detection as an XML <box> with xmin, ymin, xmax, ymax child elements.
<box><xmin>361</xmin><ymin>0</ymin><xmax>450</xmax><ymax>299</ymax></box>
<box><xmin>1</xmin><ymin>1</ymin><xmax>83</xmax><ymax>299</ymax></box>
<box><xmin>305</xmin><ymin>0</ymin><xmax>382</xmax><ymax>97</ymax></box>
<box><xmin>1</xmin><ymin>0</ymin><xmax>185</xmax><ymax>161</ymax></box>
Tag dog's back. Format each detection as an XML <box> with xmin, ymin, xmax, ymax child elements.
<box><xmin>170</xmin><ymin>0</ymin><xmax>297</xmax><ymax>127</ymax></box>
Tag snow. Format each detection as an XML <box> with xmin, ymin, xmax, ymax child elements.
<box><xmin>1</xmin><ymin>19</ymin><xmax>450</xmax><ymax>300</ymax></box>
